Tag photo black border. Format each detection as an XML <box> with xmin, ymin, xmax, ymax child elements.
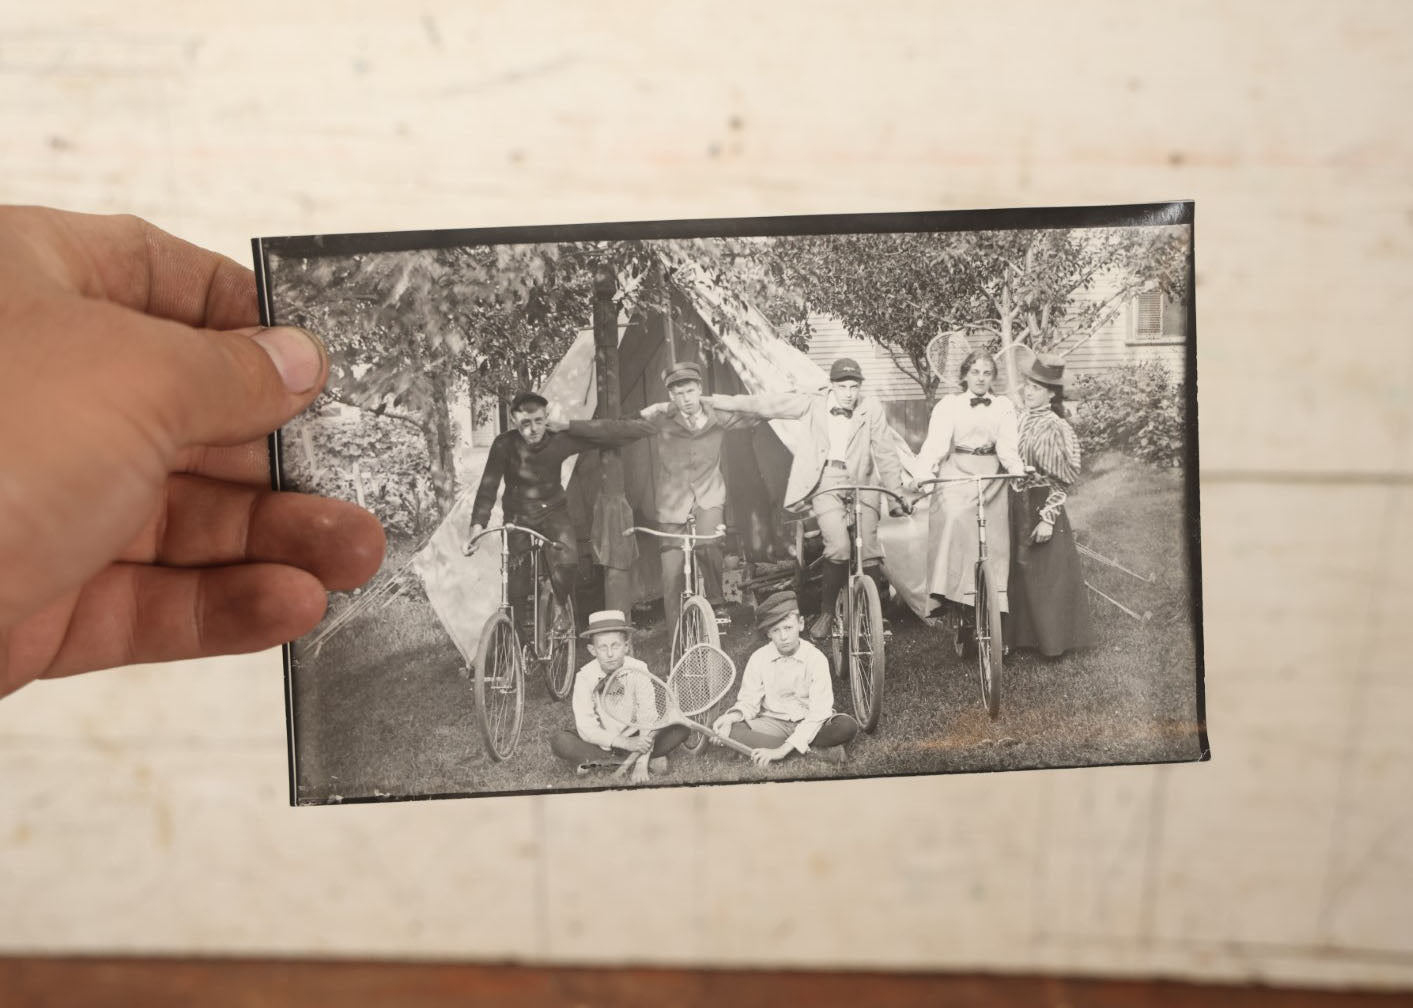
<box><xmin>252</xmin><ymin>200</ymin><xmax>1207</xmax><ymax>807</ymax></box>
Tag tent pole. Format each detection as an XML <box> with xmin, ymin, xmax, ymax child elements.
<box><xmin>594</xmin><ymin>262</ymin><xmax>633</xmax><ymax>613</ymax></box>
<box><xmin>660</xmin><ymin>263</ymin><xmax>678</xmax><ymax>366</ymax></box>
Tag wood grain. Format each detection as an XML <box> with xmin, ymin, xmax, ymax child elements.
<box><xmin>4</xmin><ymin>959</ymin><xmax>1413</xmax><ymax>1008</ymax></box>
<box><xmin>0</xmin><ymin>0</ymin><xmax>1410</xmax><ymax>991</ymax></box>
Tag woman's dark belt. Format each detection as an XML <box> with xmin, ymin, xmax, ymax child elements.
<box><xmin>954</xmin><ymin>444</ymin><xmax>996</xmax><ymax>456</ymax></box>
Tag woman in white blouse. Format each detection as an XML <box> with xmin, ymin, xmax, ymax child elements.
<box><xmin>908</xmin><ymin>350</ymin><xmax>1026</xmax><ymax>634</ymax></box>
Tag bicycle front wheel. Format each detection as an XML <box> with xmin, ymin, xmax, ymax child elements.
<box><xmin>674</xmin><ymin>595</ymin><xmax>721</xmax><ymax>752</ymax></box>
<box><xmin>830</xmin><ymin>587</ymin><xmax>848</xmax><ymax>676</ymax></box>
<box><xmin>543</xmin><ymin>590</ymin><xmax>576</xmax><ymax>701</ymax></box>
<box><xmin>672</xmin><ymin>594</ymin><xmax>719</xmax><ymax>665</ymax></box>
<box><xmin>849</xmin><ymin>575</ymin><xmax>886</xmax><ymax>733</ymax></box>
<box><xmin>974</xmin><ymin>562</ymin><xmax>1004</xmax><ymax>719</ymax></box>
<box><xmin>474</xmin><ymin>611</ymin><xmax>524</xmax><ymax>761</ymax></box>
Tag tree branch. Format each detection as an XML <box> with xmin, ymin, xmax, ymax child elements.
<box><xmin>323</xmin><ymin>389</ymin><xmax>428</xmax><ymax>432</ymax></box>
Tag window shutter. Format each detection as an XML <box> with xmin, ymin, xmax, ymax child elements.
<box><xmin>1135</xmin><ymin>290</ymin><xmax>1164</xmax><ymax>337</ymax></box>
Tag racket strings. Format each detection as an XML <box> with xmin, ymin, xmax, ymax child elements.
<box><xmin>667</xmin><ymin>645</ymin><xmax>735</xmax><ymax>716</ymax></box>
<box><xmin>598</xmin><ymin>669</ymin><xmax>671</xmax><ymax>731</ymax></box>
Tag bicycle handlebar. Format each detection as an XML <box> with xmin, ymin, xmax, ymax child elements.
<box><xmin>466</xmin><ymin>522</ymin><xmax>553</xmax><ymax>549</ymax></box>
<box><xmin>623</xmin><ymin>524</ymin><xmax>726</xmax><ymax>542</ymax></box>
<box><xmin>915</xmin><ymin>473</ymin><xmax>1029</xmax><ymax>493</ymax></box>
<box><xmin>802</xmin><ymin>484</ymin><xmax>910</xmax><ymax>509</ymax></box>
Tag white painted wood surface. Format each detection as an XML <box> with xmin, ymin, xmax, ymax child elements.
<box><xmin>2</xmin><ymin>0</ymin><xmax>1411</xmax><ymax>987</ymax></box>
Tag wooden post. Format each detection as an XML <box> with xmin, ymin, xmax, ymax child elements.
<box><xmin>593</xmin><ymin>263</ymin><xmax>633</xmax><ymax>613</ymax></box>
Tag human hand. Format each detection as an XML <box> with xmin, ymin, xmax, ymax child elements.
<box><xmin>544</xmin><ymin>403</ymin><xmax>569</xmax><ymax>433</ymax></box>
<box><xmin>750</xmin><ymin>744</ymin><xmax>790</xmax><ymax>768</ymax></box>
<box><xmin>0</xmin><ymin>207</ymin><xmax>385</xmax><ymax>699</ymax></box>
<box><xmin>616</xmin><ymin>731</ymin><xmax>651</xmax><ymax>754</ymax></box>
<box><xmin>639</xmin><ymin>401</ymin><xmax>671</xmax><ymax>421</ymax></box>
<box><xmin>463</xmin><ymin>525</ymin><xmax>484</xmax><ymax>556</ymax></box>
<box><xmin>1031</xmin><ymin>520</ymin><xmax>1054</xmax><ymax>544</ymax></box>
<box><xmin>710</xmin><ymin>712</ymin><xmax>738</xmax><ymax>739</ymax></box>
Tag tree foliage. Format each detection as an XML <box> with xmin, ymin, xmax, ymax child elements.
<box><xmin>269</xmin><ymin>236</ymin><xmax>795</xmax><ymax>518</ymax></box>
<box><xmin>765</xmin><ymin>226</ymin><xmax>1190</xmax><ymax>400</ymax></box>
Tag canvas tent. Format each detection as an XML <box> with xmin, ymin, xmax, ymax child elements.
<box><xmin>411</xmin><ymin>247</ymin><xmax>935</xmax><ymax>668</ymax></box>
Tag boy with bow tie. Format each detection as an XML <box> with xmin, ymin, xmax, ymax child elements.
<box><xmin>706</xmin><ymin>358</ymin><xmax>909</xmax><ymax>639</ymax></box>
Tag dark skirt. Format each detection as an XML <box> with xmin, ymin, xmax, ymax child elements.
<box><xmin>1007</xmin><ymin>486</ymin><xmax>1094</xmax><ymax>657</ymax></box>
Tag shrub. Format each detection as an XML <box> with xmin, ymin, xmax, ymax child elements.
<box><xmin>1070</xmin><ymin>361</ymin><xmax>1185</xmax><ymax>468</ymax></box>
<box><xmin>283</xmin><ymin>409</ymin><xmax>437</xmax><ymax>539</ymax></box>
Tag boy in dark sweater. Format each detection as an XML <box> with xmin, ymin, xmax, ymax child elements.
<box><xmin>464</xmin><ymin>393</ymin><xmax>650</xmax><ymax>627</ymax></box>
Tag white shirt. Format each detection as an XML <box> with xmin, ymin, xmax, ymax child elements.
<box><xmin>571</xmin><ymin>655</ymin><xmax>655</xmax><ymax>750</ymax></box>
<box><xmin>728</xmin><ymin>639</ymin><xmax>835</xmax><ymax>753</ymax></box>
<box><xmin>825</xmin><ymin>393</ymin><xmax>853</xmax><ymax>461</ymax></box>
<box><xmin>910</xmin><ymin>392</ymin><xmax>1025</xmax><ymax>481</ymax></box>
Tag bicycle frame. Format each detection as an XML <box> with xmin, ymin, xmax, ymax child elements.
<box><xmin>801</xmin><ymin>483</ymin><xmax>909</xmax><ymax>583</ymax></box>
<box><xmin>622</xmin><ymin>516</ymin><xmax>726</xmax><ymax>628</ymax></box>
<box><xmin>467</xmin><ymin>522</ymin><xmax>553</xmax><ymax>685</ymax></box>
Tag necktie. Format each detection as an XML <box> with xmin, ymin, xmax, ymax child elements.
<box><xmin>830</xmin><ymin>406</ymin><xmax>853</xmax><ymax>418</ymax></box>
<box><xmin>970</xmin><ymin>396</ymin><xmax>991</xmax><ymax>408</ymax></box>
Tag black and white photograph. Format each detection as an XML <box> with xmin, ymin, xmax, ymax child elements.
<box><xmin>255</xmin><ymin>203</ymin><xmax>1206</xmax><ymax>804</ymax></box>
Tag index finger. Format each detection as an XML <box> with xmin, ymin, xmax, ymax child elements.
<box><xmin>8</xmin><ymin>207</ymin><xmax>257</xmax><ymax>332</ymax></box>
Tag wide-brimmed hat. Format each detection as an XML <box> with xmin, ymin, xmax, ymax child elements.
<box><xmin>1012</xmin><ymin>349</ymin><xmax>1086</xmax><ymax>400</ymax></box>
<box><xmin>829</xmin><ymin>357</ymin><xmax>864</xmax><ymax>383</ymax></box>
<box><xmin>580</xmin><ymin>609</ymin><xmax>635</xmax><ymax>639</ymax></box>
<box><xmin>662</xmin><ymin>361</ymin><xmax>704</xmax><ymax>388</ymax></box>
<box><xmin>1019</xmin><ymin>352</ymin><xmax>1067</xmax><ymax>388</ymax></box>
<box><xmin>756</xmin><ymin>590</ymin><xmax>800</xmax><ymax>633</ymax></box>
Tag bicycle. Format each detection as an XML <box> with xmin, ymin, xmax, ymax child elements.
<box><xmin>623</xmin><ymin>513</ymin><xmax>731</xmax><ymax>752</ymax></box>
<box><xmin>463</xmin><ymin>523</ymin><xmax>578</xmax><ymax>761</ymax></box>
<box><xmin>801</xmin><ymin>483</ymin><xmax>911</xmax><ymax>733</ymax></box>
<box><xmin>914</xmin><ymin>472</ymin><xmax>1027</xmax><ymax>719</ymax></box>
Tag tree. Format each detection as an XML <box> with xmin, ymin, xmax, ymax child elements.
<box><xmin>270</xmin><ymin>243</ymin><xmax>592</xmax><ymax>515</ymax></box>
<box><xmin>268</xmin><ymin>236</ymin><xmax>791</xmax><ymax>522</ymax></box>
<box><xmin>766</xmin><ymin>226</ymin><xmax>1190</xmax><ymax>400</ymax></box>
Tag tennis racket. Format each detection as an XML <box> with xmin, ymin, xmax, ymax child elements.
<box><xmin>599</xmin><ymin>644</ymin><xmax>755</xmax><ymax>758</ymax></box>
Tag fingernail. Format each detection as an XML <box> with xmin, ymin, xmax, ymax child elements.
<box><xmin>253</xmin><ymin>326</ymin><xmax>325</xmax><ymax>394</ymax></box>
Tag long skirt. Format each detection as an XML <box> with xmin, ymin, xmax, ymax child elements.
<box><xmin>924</xmin><ymin>452</ymin><xmax>1010</xmax><ymax>613</ymax></box>
<box><xmin>1006</xmin><ymin>486</ymin><xmax>1094</xmax><ymax>657</ymax></box>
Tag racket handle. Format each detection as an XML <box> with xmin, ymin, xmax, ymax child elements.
<box><xmin>680</xmin><ymin>719</ymin><xmax>756</xmax><ymax>759</ymax></box>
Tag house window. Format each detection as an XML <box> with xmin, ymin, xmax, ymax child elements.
<box><xmin>1128</xmin><ymin>289</ymin><xmax>1185</xmax><ymax>345</ymax></box>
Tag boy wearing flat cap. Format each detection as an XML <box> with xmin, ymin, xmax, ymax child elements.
<box><xmin>710</xmin><ymin>590</ymin><xmax>859</xmax><ymax>768</ymax></box>
<box><xmin>549</xmin><ymin>609</ymin><xmax>689</xmax><ymax>782</ymax></box>
<box><xmin>550</xmin><ymin>360</ymin><xmax>781</xmax><ymax>641</ymax></box>
<box><xmin>707</xmin><ymin>357</ymin><xmax>909</xmax><ymax>640</ymax></box>
<box><xmin>466</xmin><ymin>391</ymin><xmax>661</xmax><ymax>636</ymax></box>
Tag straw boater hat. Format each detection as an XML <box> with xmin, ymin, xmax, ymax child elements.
<box><xmin>579</xmin><ymin>609</ymin><xmax>635</xmax><ymax>639</ymax></box>
<box><xmin>755</xmin><ymin>590</ymin><xmax>800</xmax><ymax>633</ymax></box>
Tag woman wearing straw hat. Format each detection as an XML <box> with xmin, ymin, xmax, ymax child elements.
<box><xmin>909</xmin><ymin>350</ymin><xmax>1026</xmax><ymax>639</ymax></box>
<box><xmin>1006</xmin><ymin>354</ymin><xmax>1094</xmax><ymax>656</ymax></box>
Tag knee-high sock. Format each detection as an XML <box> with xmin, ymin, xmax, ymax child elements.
<box><xmin>821</xmin><ymin>560</ymin><xmax>849</xmax><ymax>620</ymax></box>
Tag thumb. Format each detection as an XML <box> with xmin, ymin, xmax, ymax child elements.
<box><xmin>92</xmin><ymin>297</ymin><xmax>329</xmax><ymax>451</ymax></box>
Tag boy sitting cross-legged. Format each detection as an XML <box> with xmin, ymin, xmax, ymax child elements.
<box><xmin>549</xmin><ymin>609</ymin><xmax>689</xmax><ymax>783</ymax></box>
<box><xmin>710</xmin><ymin>590</ymin><xmax>860</xmax><ymax>769</ymax></box>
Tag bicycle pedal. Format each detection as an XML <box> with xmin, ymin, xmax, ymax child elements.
<box><xmin>715</xmin><ymin>616</ymin><xmax>732</xmax><ymax>627</ymax></box>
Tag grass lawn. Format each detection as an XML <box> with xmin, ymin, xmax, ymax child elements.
<box><xmin>289</xmin><ymin>455</ymin><xmax>1205</xmax><ymax>803</ymax></box>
